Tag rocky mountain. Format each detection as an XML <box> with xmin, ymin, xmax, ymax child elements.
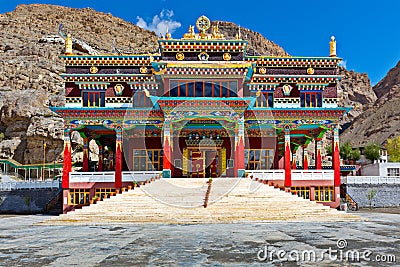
<box><xmin>338</xmin><ymin>68</ymin><xmax>377</xmax><ymax>127</ymax></box>
<box><xmin>212</xmin><ymin>21</ymin><xmax>289</xmax><ymax>56</ymax></box>
<box><xmin>0</xmin><ymin>4</ymin><xmax>381</xmax><ymax>164</ymax></box>
<box><xmin>341</xmin><ymin>61</ymin><xmax>400</xmax><ymax>146</ymax></box>
<box><xmin>0</xmin><ymin>4</ymin><xmax>158</xmax><ymax>164</ymax></box>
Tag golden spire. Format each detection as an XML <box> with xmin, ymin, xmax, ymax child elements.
<box><xmin>183</xmin><ymin>25</ymin><xmax>196</xmax><ymax>39</ymax></box>
<box><xmin>65</xmin><ymin>34</ymin><xmax>72</xmax><ymax>55</ymax></box>
<box><xmin>165</xmin><ymin>27</ymin><xmax>171</xmax><ymax>39</ymax></box>
<box><xmin>329</xmin><ymin>36</ymin><xmax>337</xmax><ymax>57</ymax></box>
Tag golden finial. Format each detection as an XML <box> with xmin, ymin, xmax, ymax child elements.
<box><xmin>165</xmin><ymin>27</ymin><xmax>171</xmax><ymax>39</ymax></box>
<box><xmin>329</xmin><ymin>36</ymin><xmax>337</xmax><ymax>57</ymax></box>
<box><xmin>65</xmin><ymin>34</ymin><xmax>72</xmax><ymax>55</ymax></box>
<box><xmin>183</xmin><ymin>25</ymin><xmax>196</xmax><ymax>39</ymax></box>
<box><xmin>211</xmin><ymin>24</ymin><xmax>224</xmax><ymax>39</ymax></box>
<box><xmin>236</xmin><ymin>25</ymin><xmax>242</xmax><ymax>40</ymax></box>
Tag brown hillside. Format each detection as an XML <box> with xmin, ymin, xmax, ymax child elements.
<box><xmin>341</xmin><ymin>60</ymin><xmax>400</xmax><ymax>146</ymax></box>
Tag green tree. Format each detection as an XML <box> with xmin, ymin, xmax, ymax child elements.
<box><xmin>340</xmin><ymin>141</ymin><xmax>353</xmax><ymax>160</ymax></box>
<box><xmin>325</xmin><ymin>145</ymin><xmax>333</xmax><ymax>156</ymax></box>
<box><xmin>366</xmin><ymin>188</ymin><xmax>377</xmax><ymax>209</ymax></box>
<box><xmin>350</xmin><ymin>148</ymin><xmax>361</xmax><ymax>161</ymax></box>
<box><xmin>364</xmin><ymin>142</ymin><xmax>381</xmax><ymax>162</ymax></box>
<box><xmin>387</xmin><ymin>136</ymin><xmax>400</xmax><ymax>162</ymax></box>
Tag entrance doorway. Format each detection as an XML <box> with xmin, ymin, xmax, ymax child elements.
<box><xmin>184</xmin><ymin>148</ymin><xmax>225</xmax><ymax>178</ymax></box>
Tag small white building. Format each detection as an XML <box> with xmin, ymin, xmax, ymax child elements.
<box><xmin>361</xmin><ymin>162</ymin><xmax>400</xmax><ymax>177</ymax></box>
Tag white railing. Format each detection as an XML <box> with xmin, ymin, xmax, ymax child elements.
<box><xmin>245</xmin><ymin>169</ymin><xmax>334</xmax><ymax>181</ymax></box>
<box><xmin>122</xmin><ymin>171</ymin><xmax>162</xmax><ymax>182</ymax></box>
<box><xmin>343</xmin><ymin>176</ymin><xmax>400</xmax><ymax>184</ymax></box>
<box><xmin>245</xmin><ymin>170</ymin><xmax>285</xmax><ymax>180</ymax></box>
<box><xmin>0</xmin><ymin>180</ymin><xmax>60</xmax><ymax>191</ymax></box>
<box><xmin>292</xmin><ymin>170</ymin><xmax>334</xmax><ymax>181</ymax></box>
<box><xmin>68</xmin><ymin>171</ymin><xmax>162</xmax><ymax>183</ymax></box>
<box><xmin>69</xmin><ymin>172</ymin><xmax>115</xmax><ymax>183</ymax></box>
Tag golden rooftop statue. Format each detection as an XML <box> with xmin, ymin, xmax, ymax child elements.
<box><xmin>329</xmin><ymin>36</ymin><xmax>337</xmax><ymax>57</ymax></box>
<box><xmin>183</xmin><ymin>25</ymin><xmax>196</xmax><ymax>39</ymax></box>
<box><xmin>181</xmin><ymin>16</ymin><xmax>224</xmax><ymax>40</ymax></box>
<box><xmin>65</xmin><ymin>34</ymin><xmax>72</xmax><ymax>55</ymax></box>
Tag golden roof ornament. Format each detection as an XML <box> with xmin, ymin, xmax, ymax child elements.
<box><xmin>165</xmin><ymin>27</ymin><xmax>171</xmax><ymax>39</ymax></box>
<box><xmin>329</xmin><ymin>36</ymin><xmax>337</xmax><ymax>57</ymax></box>
<box><xmin>211</xmin><ymin>24</ymin><xmax>224</xmax><ymax>39</ymax></box>
<box><xmin>183</xmin><ymin>25</ymin><xmax>196</xmax><ymax>39</ymax></box>
<box><xmin>196</xmin><ymin>15</ymin><xmax>211</xmax><ymax>39</ymax></box>
<box><xmin>65</xmin><ymin>34</ymin><xmax>72</xmax><ymax>55</ymax></box>
<box><xmin>182</xmin><ymin>16</ymin><xmax>227</xmax><ymax>40</ymax></box>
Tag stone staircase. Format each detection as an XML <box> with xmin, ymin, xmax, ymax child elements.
<box><xmin>44</xmin><ymin>178</ymin><xmax>359</xmax><ymax>225</ymax></box>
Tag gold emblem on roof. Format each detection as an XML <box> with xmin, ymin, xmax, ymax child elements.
<box><xmin>223</xmin><ymin>52</ymin><xmax>231</xmax><ymax>61</ymax></box>
<box><xmin>90</xmin><ymin>66</ymin><xmax>98</xmax><ymax>74</ymax></box>
<box><xmin>181</xmin><ymin>16</ymin><xmax>224</xmax><ymax>40</ymax></box>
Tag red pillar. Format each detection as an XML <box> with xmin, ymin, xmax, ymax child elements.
<box><xmin>303</xmin><ymin>145</ymin><xmax>309</xmax><ymax>170</ymax></box>
<box><xmin>284</xmin><ymin>128</ymin><xmax>292</xmax><ymax>187</ymax></box>
<box><xmin>97</xmin><ymin>144</ymin><xmax>103</xmax><ymax>172</ymax></box>
<box><xmin>115</xmin><ymin>127</ymin><xmax>123</xmax><ymax>188</ymax></box>
<box><xmin>62</xmin><ymin>128</ymin><xmax>71</xmax><ymax>189</ymax></box>
<box><xmin>82</xmin><ymin>136</ymin><xmax>89</xmax><ymax>172</ymax></box>
<box><xmin>162</xmin><ymin>121</ymin><xmax>173</xmax><ymax>178</ymax></box>
<box><xmin>315</xmin><ymin>138</ymin><xmax>322</xmax><ymax>169</ymax></box>
<box><xmin>333</xmin><ymin>127</ymin><xmax>341</xmax><ymax>186</ymax></box>
<box><xmin>235</xmin><ymin>118</ymin><xmax>245</xmax><ymax>177</ymax></box>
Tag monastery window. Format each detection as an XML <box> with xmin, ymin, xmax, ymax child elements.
<box><xmin>387</xmin><ymin>168</ymin><xmax>400</xmax><ymax>177</ymax></box>
<box><xmin>82</xmin><ymin>91</ymin><xmax>105</xmax><ymax>107</ymax></box>
<box><xmin>314</xmin><ymin>186</ymin><xmax>334</xmax><ymax>202</ymax></box>
<box><xmin>300</xmin><ymin>92</ymin><xmax>322</xmax><ymax>108</ymax></box>
<box><xmin>291</xmin><ymin>186</ymin><xmax>310</xmax><ymax>199</ymax></box>
<box><xmin>244</xmin><ymin>149</ymin><xmax>274</xmax><ymax>170</ymax></box>
<box><xmin>133</xmin><ymin>91</ymin><xmax>153</xmax><ymax>107</ymax></box>
<box><xmin>169</xmin><ymin>80</ymin><xmax>238</xmax><ymax>97</ymax></box>
<box><xmin>133</xmin><ymin>149</ymin><xmax>163</xmax><ymax>171</ymax></box>
<box><xmin>95</xmin><ymin>188</ymin><xmax>115</xmax><ymax>199</ymax></box>
<box><xmin>252</xmin><ymin>92</ymin><xmax>273</xmax><ymax>108</ymax></box>
<box><xmin>69</xmin><ymin>189</ymin><xmax>90</xmax><ymax>205</ymax></box>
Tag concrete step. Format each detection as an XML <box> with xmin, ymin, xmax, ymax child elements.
<box><xmin>46</xmin><ymin>177</ymin><xmax>360</xmax><ymax>225</ymax></box>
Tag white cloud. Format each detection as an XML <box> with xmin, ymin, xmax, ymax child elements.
<box><xmin>136</xmin><ymin>9</ymin><xmax>181</xmax><ymax>37</ymax></box>
<box><xmin>339</xmin><ymin>59</ymin><xmax>347</xmax><ymax>69</ymax></box>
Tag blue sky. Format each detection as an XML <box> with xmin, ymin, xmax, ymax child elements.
<box><xmin>2</xmin><ymin>0</ymin><xmax>399</xmax><ymax>85</ymax></box>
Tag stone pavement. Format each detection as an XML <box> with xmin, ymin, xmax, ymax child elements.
<box><xmin>0</xmin><ymin>211</ymin><xmax>399</xmax><ymax>266</ymax></box>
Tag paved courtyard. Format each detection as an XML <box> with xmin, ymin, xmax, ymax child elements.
<box><xmin>0</xmin><ymin>211</ymin><xmax>399</xmax><ymax>266</ymax></box>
